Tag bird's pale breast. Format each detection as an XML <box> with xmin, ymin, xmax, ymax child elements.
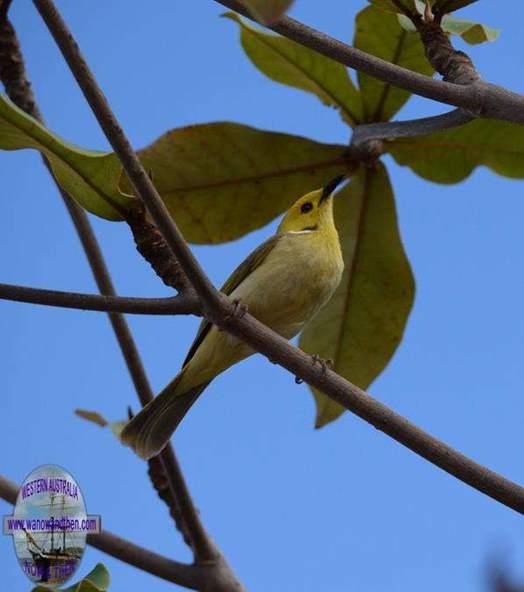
<box><xmin>180</xmin><ymin>230</ymin><xmax>343</xmax><ymax>388</ymax></box>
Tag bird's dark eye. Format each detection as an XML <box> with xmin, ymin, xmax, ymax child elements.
<box><xmin>300</xmin><ymin>202</ymin><xmax>313</xmax><ymax>214</ymax></box>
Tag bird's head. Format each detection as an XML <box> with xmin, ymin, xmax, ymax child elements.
<box><xmin>277</xmin><ymin>175</ymin><xmax>346</xmax><ymax>234</ymax></box>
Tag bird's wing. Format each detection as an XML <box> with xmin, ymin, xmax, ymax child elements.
<box><xmin>182</xmin><ymin>234</ymin><xmax>282</xmax><ymax>367</ymax></box>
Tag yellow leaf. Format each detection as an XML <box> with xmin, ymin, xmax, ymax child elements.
<box><xmin>133</xmin><ymin>122</ymin><xmax>347</xmax><ymax>244</ymax></box>
<box><xmin>300</xmin><ymin>163</ymin><xmax>414</xmax><ymax>427</ymax></box>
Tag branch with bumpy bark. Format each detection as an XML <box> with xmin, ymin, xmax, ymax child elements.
<box><xmin>399</xmin><ymin>0</ymin><xmax>480</xmax><ymax>85</ymax></box>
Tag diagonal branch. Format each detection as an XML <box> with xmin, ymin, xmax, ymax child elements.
<box><xmin>214</xmin><ymin>0</ymin><xmax>524</xmax><ymax>125</ymax></box>
<box><xmin>30</xmin><ymin>0</ymin><xmax>524</xmax><ymax>519</ymax></box>
<box><xmin>0</xmin><ymin>2</ymin><xmax>234</xmax><ymax>579</ymax></box>
<box><xmin>0</xmin><ymin>282</ymin><xmax>199</xmax><ymax>315</ymax></box>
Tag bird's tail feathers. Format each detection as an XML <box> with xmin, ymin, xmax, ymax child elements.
<box><xmin>120</xmin><ymin>371</ymin><xmax>209</xmax><ymax>460</ymax></box>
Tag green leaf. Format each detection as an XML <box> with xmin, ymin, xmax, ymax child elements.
<box><xmin>398</xmin><ymin>11</ymin><xmax>499</xmax><ymax>44</ymax></box>
<box><xmin>32</xmin><ymin>563</ymin><xmax>110</xmax><ymax>592</ymax></box>
<box><xmin>355</xmin><ymin>6</ymin><xmax>433</xmax><ymax>122</ymax></box>
<box><xmin>129</xmin><ymin>122</ymin><xmax>347</xmax><ymax>244</ymax></box>
<box><xmin>224</xmin><ymin>13</ymin><xmax>362</xmax><ymax>126</ymax></box>
<box><xmin>397</xmin><ymin>14</ymin><xmax>417</xmax><ymax>32</ymax></box>
<box><xmin>300</xmin><ymin>163</ymin><xmax>414</xmax><ymax>427</ymax></box>
<box><xmin>432</xmin><ymin>0</ymin><xmax>479</xmax><ymax>14</ymax></box>
<box><xmin>368</xmin><ymin>0</ymin><xmax>415</xmax><ymax>14</ymax></box>
<box><xmin>239</xmin><ymin>0</ymin><xmax>294</xmax><ymax>24</ymax></box>
<box><xmin>0</xmin><ymin>95</ymin><xmax>132</xmax><ymax>221</ymax></box>
<box><xmin>388</xmin><ymin>119</ymin><xmax>524</xmax><ymax>183</ymax></box>
<box><xmin>440</xmin><ymin>15</ymin><xmax>500</xmax><ymax>45</ymax></box>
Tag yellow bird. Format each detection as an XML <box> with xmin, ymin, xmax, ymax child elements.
<box><xmin>121</xmin><ymin>175</ymin><xmax>346</xmax><ymax>459</ymax></box>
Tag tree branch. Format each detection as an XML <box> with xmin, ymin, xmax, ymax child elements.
<box><xmin>0</xmin><ymin>476</ymin><xmax>201</xmax><ymax>590</ymax></box>
<box><xmin>351</xmin><ymin>108</ymin><xmax>475</xmax><ymax>147</ymax></box>
<box><xmin>214</xmin><ymin>0</ymin><xmax>524</xmax><ymax>125</ymax></box>
<box><xmin>413</xmin><ymin>9</ymin><xmax>480</xmax><ymax>85</ymax></box>
<box><xmin>1</xmin><ymin>3</ymin><xmax>233</xmax><ymax>579</ymax></box>
<box><xmin>0</xmin><ymin>282</ymin><xmax>199</xmax><ymax>315</ymax></box>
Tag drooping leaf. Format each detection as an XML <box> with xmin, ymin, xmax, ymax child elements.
<box><xmin>368</xmin><ymin>0</ymin><xmax>416</xmax><ymax>14</ymax></box>
<box><xmin>433</xmin><ymin>0</ymin><xmax>479</xmax><ymax>14</ymax></box>
<box><xmin>129</xmin><ymin>122</ymin><xmax>347</xmax><ymax>244</ymax></box>
<box><xmin>388</xmin><ymin>119</ymin><xmax>524</xmax><ymax>183</ymax></box>
<box><xmin>0</xmin><ymin>94</ymin><xmax>132</xmax><ymax>220</ymax></box>
<box><xmin>75</xmin><ymin>409</ymin><xmax>108</xmax><ymax>427</ymax></box>
<box><xmin>440</xmin><ymin>15</ymin><xmax>499</xmax><ymax>45</ymax></box>
<box><xmin>32</xmin><ymin>563</ymin><xmax>110</xmax><ymax>592</ymax></box>
<box><xmin>397</xmin><ymin>14</ymin><xmax>418</xmax><ymax>32</ymax></box>
<box><xmin>239</xmin><ymin>0</ymin><xmax>294</xmax><ymax>25</ymax></box>
<box><xmin>355</xmin><ymin>6</ymin><xmax>433</xmax><ymax>122</ymax></box>
<box><xmin>300</xmin><ymin>163</ymin><xmax>414</xmax><ymax>427</ymax></box>
<box><xmin>75</xmin><ymin>408</ymin><xmax>126</xmax><ymax>437</ymax></box>
<box><xmin>224</xmin><ymin>13</ymin><xmax>362</xmax><ymax>126</ymax></box>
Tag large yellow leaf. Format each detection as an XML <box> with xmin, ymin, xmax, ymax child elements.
<box><xmin>300</xmin><ymin>163</ymin><xmax>414</xmax><ymax>427</ymax></box>
<box><xmin>388</xmin><ymin>119</ymin><xmax>524</xmax><ymax>183</ymax></box>
<box><xmin>134</xmin><ymin>122</ymin><xmax>347</xmax><ymax>244</ymax></box>
<box><xmin>0</xmin><ymin>94</ymin><xmax>131</xmax><ymax>220</ymax></box>
<box><xmin>225</xmin><ymin>13</ymin><xmax>362</xmax><ymax>126</ymax></box>
<box><xmin>354</xmin><ymin>6</ymin><xmax>433</xmax><ymax>122</ymax></box>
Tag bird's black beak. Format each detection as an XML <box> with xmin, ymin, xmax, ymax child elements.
<box><xmin>319</xmin><ymin>174</ymin><xmax>346</xmax><ymax>204</ymax></box>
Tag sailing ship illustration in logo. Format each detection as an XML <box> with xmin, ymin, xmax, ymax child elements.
<box><xmin>4</xmin><ymin>464</ymin><xmax>99</xmax><ymax>586</ymax></box>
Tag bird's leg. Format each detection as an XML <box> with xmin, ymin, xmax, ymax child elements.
<box><xmin>294</xmin><ymin>356</ymin><xmax>333</xmax><ymax>384</ymax></box>
<box><xmin>311</xmin><ymin>354</ymin><xmax>334</xmax><ymax>375</ymax></box>
<box><xmin>221</xmin><ymin>299</ymin><xmax>248</xmax><ymax>328</ymax></box>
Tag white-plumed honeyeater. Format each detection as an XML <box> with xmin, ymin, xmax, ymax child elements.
<box><xmin>121</xmin><ymin>175</ymin><xmax>346</xmax><ymax>459</ymax></box>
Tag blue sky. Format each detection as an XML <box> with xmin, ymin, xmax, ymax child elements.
<box><xmin>1</xmin><ymin>1</ymin><xmax>524</xmax><ymax>590</ymax></box>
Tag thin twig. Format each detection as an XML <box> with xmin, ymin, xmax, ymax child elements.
<box><xmin>0</xmin><ymin>476</ymin><xmax>200</xmax><ymax>590</ymax></box>
<box><xmin>157</xmin><ymin>446</ymin><xmax>218</xmax><ymax>561</ymax></box>
<box><xmin>0</xmin><ymin>282</ymin><xmax>199</xmax><ymax>315</ymax></box>
<box><xmin>215</xmin><ymin>0</ymin><xmax>524</xmax><ymax>124</ymax></box>
<box><xmin>31</xmin><ymin>0</ymin><xmax>524</xmax><ymax>517</ymax></box>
